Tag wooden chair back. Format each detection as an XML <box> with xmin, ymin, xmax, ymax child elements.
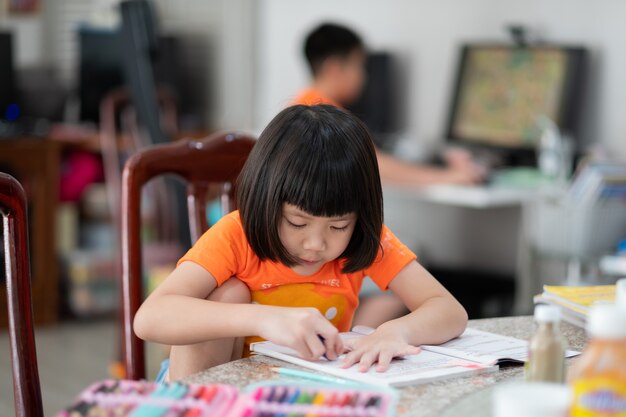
<box><xmin>0</xmin><ymin>172</ymin><xmax>44</xmax><ymax>417</ymax></box>
<box><xmin>121</xmin><ymin>132</ymin><xmax>256</xmax><ymax>380</ymax></box>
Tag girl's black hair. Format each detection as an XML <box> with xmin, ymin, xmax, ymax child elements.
<box><xmin>236</xmin><ymin>104</ymin><xmax>383</xmax><ymax>273</ymax></box>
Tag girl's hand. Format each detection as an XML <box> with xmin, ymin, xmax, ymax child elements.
<box><xmin>257</xmin><ymin>306</ymin><xmax>344</xmax><ymax>361</ymax></box>
<box><xmin>340</xmin><ymin>322</ymin><xmax>421</xmax><ymax>372</ymax></box>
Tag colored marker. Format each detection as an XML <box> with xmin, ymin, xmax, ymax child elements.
<box><xmin>273</xmin><ymin>388</ymin><xmax>300</xmax><ymax>417</ymax></box>
<box><xmin>365</xmin><ymin>396</ymin><xmax>381</xmax><ymax>407</ymax></box>
<box><xmin>304</xmin><ymin>392</ymin><xmax>326</xmax><ymax>417</ymax></box>
<box><xmin>129</xmin><ymin>383</ymin><xmax>187</xmax><ymax>417</ymax></box>
<box><xmin>285</xmin><ymin>391</ymin><xmax>312</xmax><ymax>417</ymax></box>
<box><xmin>200</xmin><ymin>385</ymin><xmax>218</xmax><ymax>403</ymax></box>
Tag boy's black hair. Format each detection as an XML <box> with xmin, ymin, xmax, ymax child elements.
<box><xmin>304</xmin><ymin>23</ymin><xmax>364</xmax><ymax>76</ymax></box>
<box><xmin>236</xmin><ymin>105</ymin><xmax>383</xmax><ymax>273</ymax></box>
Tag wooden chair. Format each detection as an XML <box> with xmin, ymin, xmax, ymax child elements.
<box><xmin>0</xmin><ymin>173</ymin><xmax>44</xmax><ymax>417</ymax></box>
<box><xmin>121</xmin><ymin>132</ymin><xmax>256</xmax><ymax>380</ymax></box>
<box><xmin>100</xmin><ymin>85</ymin><xmax>179</xmax><ymax>245</ymax></box>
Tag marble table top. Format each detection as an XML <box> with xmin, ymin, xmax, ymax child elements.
<box><xmin>182</xmin><ymin>316</ymin><xmax>587</xmax><ymax>417</ymax></box>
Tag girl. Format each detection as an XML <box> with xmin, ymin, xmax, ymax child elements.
<box><xmin>134</xmin><ymin>105</ymin><xmax>468</xmax><ymax>381</ymax></box>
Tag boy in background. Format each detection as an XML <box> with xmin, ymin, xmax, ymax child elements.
<box><xmin>294</xmin><ymin>23</ymin><xmax>484</xmax><ymax>187</ymax></box>
<box><xmin>293</xmin><ymin>23</ymin><xmax>483</xmax><ymax>327</ymax></box>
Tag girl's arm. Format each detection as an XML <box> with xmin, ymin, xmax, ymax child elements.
<box><xmin>133</xmin><ymin>261</ymin><xmax>343</xmax><ymax>360</ymax></box>
<box><xmin>341</xmin><ymin>261</ymin><xmax>468</xmax><ymax>372</ymax></box>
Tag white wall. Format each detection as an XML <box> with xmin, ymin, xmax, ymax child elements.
<box><xmin>153</xmin><ymin>0</ymin><xmax>256</xmax><ymax>129</ymax></box>
<box><xmin>0</xmin><ymin>15</ymin><xmax>44</xmax><ymax>67</ymax></box>
<box><xmin>254</xmin><ymin>0</ymin><xmax>626</xmax><ymax>156</ymax></box>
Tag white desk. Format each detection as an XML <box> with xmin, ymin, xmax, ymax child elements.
<box><xmin>383</xmin><ymin>184</ymin><xmax>534</xmax><ymax>208</ymax></box>
<box><xmin>382</xmin><ymin>184</ymin><xmax>536</xmax><ymax>314</ymax></box>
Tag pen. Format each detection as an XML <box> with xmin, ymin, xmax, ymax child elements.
<box><xmin>271</xmin><ymin>367</ymin><xmax>359</xmax><ymax>386</ymax></box>
<box><xmin>318</xmin><ymin>335</ymin><xmax>330</xmax><ymax>360</ymax></box>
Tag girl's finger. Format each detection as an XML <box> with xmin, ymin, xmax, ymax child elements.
<box><xmin>401</xmin><ymin>345</ymin><xmax>421</xmax><ymax>356</ymax></box>
<box><xmin>304</xmin><ymin>333</ymin><xmax>327</xmax><ymax>360</ymax></box>
<box><xmin>376</xmin><ymin>349</ymin><xmax>395</xmax><ymax>372</ymax></box>
<box><xmin>333</xmin><ymin>335</ymin><xmax>344</xmax><ymax>358</ymax></box>
<box><xmin>357</xmin><ymin>350</ymin><xmax>378</xmax><ymax>373</ymax></box>
<box><xmin>340</xmin><ymin>349</ymin><xmax>361</xmax><ymax>369</ymax></box>
<box><xmin>318</xmin><ymin>334</ymin><xmax>337</xmax><ymax>360</ymax></box>
<box><xmin>316</xmin><ymin>323</ymin><xmax>342</xmax><ymax>359</ymax></box>
<box><xmin>342</xmin><ymin>339</ymin><xmax>356</xmax><ymax>353</ymax></box>
<box><xmin>293</xmin><ymin>336</ymin><xmax>315</xmax><ymax>361</ymax></box>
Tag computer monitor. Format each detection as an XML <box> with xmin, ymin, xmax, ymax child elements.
<box><xmin>79</xmin><ymin>28</ymin><xmax>179</xmax><ymax>124</ymax></box>
<box><xmin>0</xmin><ymin>31</ymin><xmax>17</xmax><ymax>120</ymax></box>
<box><xmin>445</xmin><ymin>44</ymin><xmax>587</xmax><ymax>165</ymax></box>
<box><xmin>348</xmin><ymin>53</ymin><xmax>397</xmax><ymax>141</ymax></box>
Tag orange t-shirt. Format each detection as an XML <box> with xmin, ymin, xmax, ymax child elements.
<box><xmin>292</xmin><ymin>88</ymin><xmax>342</xmax><ymax>108</ymax></box>
<box><xmin>178</xmin><ymin>210</ymin><xmax>416</xmax><ymax>344</ymax></box>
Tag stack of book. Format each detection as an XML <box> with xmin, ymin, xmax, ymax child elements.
<box><xmin>568</xmin><ymin>163</ymin><xmax>626</xmax><ymax>205</ymax></box>
<box><xmin>534</xmin><ymin>285</ymin><xmax>616</xmax><ymax>327</ymax></box>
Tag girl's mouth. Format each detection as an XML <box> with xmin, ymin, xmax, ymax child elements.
<box><xmin>299</xmin><ymin>258</ymin><xmax>321</xmax><ymax>266</ymax></box>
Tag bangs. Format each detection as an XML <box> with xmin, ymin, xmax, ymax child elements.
<box><xmin>279</xmin><ymin>136</ymin><xmax>362</xmax><ymax>217</ymax></box>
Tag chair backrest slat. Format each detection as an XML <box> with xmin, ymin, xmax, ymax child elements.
<box><xmin>121</xmin><ymin>132</ymin><xmax>255</xmax><ymax>380</ymax></box>
<box><xmin>0</xmin><ymin>173</ymin><xmax>44</xmax><ymax>417</ymax></box>
<box><xmin>187</xmin><ymin>182</ymin><xmax>210</xmax><ymax>243</ymax></box>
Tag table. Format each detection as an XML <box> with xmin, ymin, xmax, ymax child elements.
<box><xmin>383</xmin><ymin>184</ymin><xmax>534</xmax><ymax>209</ymax></box>
<box><xmin>182</xmin><ymin>316</ymin><xmax>586</xmax><ymax>417</ymax></box>
<box><xmin>383</xmin><ymin>184</ymin><xmax>540</xmax><ymax>314</ymax></box>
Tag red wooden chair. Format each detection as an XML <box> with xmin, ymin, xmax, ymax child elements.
<box><xmin>0</xmin><ymin>173</ymin><xmax>44</xmax><ymax>417</ymax></box>
<box><xmin>99</xmin><ymin>85</ymin><xmax>180</xmax><ymax>244</ymax></box>
<box><xmin>121</xmin><ymin>132</ymin><xmax>256</xmax><ymax>380</ymax></box>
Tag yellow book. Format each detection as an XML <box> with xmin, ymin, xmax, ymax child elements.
<box><xmin>540</xmin><ymin>285</ymin><xmax>616</xmax><ymax>317</ymax></box>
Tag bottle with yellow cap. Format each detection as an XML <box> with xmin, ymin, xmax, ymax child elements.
<box><xmin>569</xmin><ymin>303</ymin><xmax>626</xmax><ymax>417</ymax></box>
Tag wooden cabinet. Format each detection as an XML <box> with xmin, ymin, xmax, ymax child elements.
<box><xmin>0</xmin><ymin>138</ymin><xmax>60</xmax><ymax>325</ymax></box>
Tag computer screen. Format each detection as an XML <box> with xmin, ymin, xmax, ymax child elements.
<box><xmin>79</xmin><ymin>28</ymin><xmax>179</xmax><ymax>124</ymax></box>
<box><xmin>446</xmin><ymin>45</ymin><xmax>587</xmax><ymax>151</ymax></box>
<box><xmin>348</xmin><ymin>53</ymin><xmax>397</xmax><ymax>138</ymax></box>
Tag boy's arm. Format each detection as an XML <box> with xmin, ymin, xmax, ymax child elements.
<box><xmin>133</xmin><ymin>261</ymin><xmax>343</xmax><ymax>360</ymax></box>
<box><xmin>342</xmin><ymin>261</ymin><xmax>468</xmax><ymax>371</ymax></box>
<box><xmin>376</xmin><ymin>150</ymin><xmax>483</xmax><ymax>185</ymax></box>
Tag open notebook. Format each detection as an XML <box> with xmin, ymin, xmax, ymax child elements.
<box><xmin>251</xmin><ymin>326</ymin><xmax>580</xmax><ymax>387</ymax></box>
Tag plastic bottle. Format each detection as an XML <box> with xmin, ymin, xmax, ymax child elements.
<box><xmin>526</xmin><ymin>305</ymin><xmax>567</xmax><ymax>383</ymax></box>
<box><xmin>617</xmin><ymin>278</ymin><xmax>626</xmax><ymax>308</ymax></box>
<box><xmin>569</xmin><ymin>304</ymin><xmax>626</xmax><ymax>416</ymax></box>
<box><xmin>536</xmin><ymin>116</ymin><xmax>573</xmax><ymax>184</ymax></box>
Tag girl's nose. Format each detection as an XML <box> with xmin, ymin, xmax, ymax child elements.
<box><xmin>303</xmin><ymin>234</ymin><xmax>326</xmax><ymax>252</ymax></box>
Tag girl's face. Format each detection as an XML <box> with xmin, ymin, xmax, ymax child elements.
<box><xmin>279</xmin><ymin>203</ymin><xmax>357</xmax><ymax>276</ymax></box>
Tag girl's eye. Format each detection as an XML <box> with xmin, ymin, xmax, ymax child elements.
<box><xmin>287</xmin><ymin>220</ymin><xmax>306</xmax><ymax>229</ymax></box>
<box><xmin>331</xmin><ymin>225</ymin><xmax>349</xmax><ymax>232</ymax></box>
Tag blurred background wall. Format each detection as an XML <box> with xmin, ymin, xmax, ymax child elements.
<box><xmin>3</xmin><ymin>1</ymin><xmax>626</xmax><ymax>159</ymax></box>
<box><xmin>253</xmin><ymin>0</ymin><xmax>626</xmax><ymax>157</ymax></box>
<box><xmin>0</xmin><ymin>0</ymin><xmax>255</xmax><ymax>129</ymax></box>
